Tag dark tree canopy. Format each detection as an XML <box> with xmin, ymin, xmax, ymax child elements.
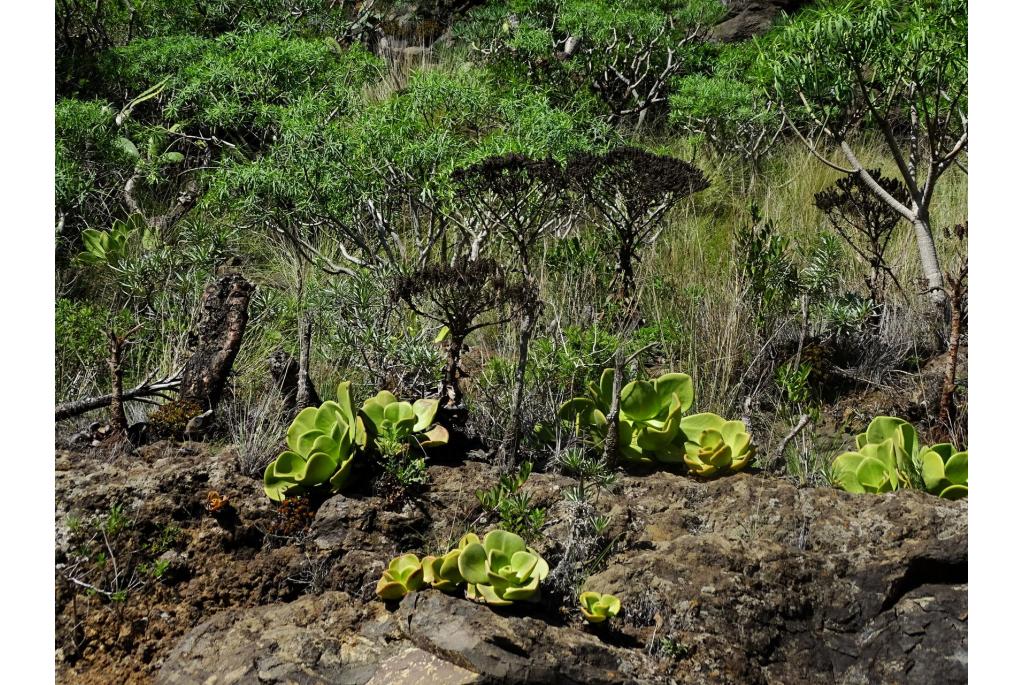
<box><xmin>394</xmin><ymin>257</ymin><xmax>536</xmax><ymax>406</ymax></box>
<box><xmin>568</xmin><ymin>146</ymin><xmax>709</xmax><ymax>300</ymax></box>
<box><xmin>452</xmin><ymin>153</ymin><xmax>571</xmax><ymax>271</ymax></box>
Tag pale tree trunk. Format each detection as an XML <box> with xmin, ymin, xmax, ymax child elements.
<box><xmin>295</xmin><ymin>315</ymin><xmax>318</xmax><ymax>410</ymax></box>
<box><xmin>502</xmin><ymin>298</ymin><xmax>538</xmax><ymax>468</ymax></box>
<box><xmin>911</xmin><ymin>213</ymin><xmax>946</xmax><ymax>307</ymax></box>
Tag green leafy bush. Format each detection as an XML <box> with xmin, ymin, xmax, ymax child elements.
<box><xmin>458</xmin><ymin>530</ymin><xmax>550</xmax><ymax>606</ymax></box>
<box><xmin>263</xmin><ymin>382</ymin><xmax>366</xmax><ymax>501</ymax></box>
<box><xmin>476</xmin><ymin>462</ymin><xmax>547</xmax><ymax>541</ymax></box>
<box><xmin>579</xmin><ymin>591</ymin><xmax>621</xmax><ymax>623</ymax></box>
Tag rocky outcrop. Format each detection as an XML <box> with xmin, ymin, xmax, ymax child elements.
<box><xmin>712</xmin><ymin>1</ymin><xmax>812</xmax><ymax>41</ymax></box>
<box><xmin>143</xmin><ymin>461</ymin><xmax>964</xmax><ymax>684</ymax></box>
<box><xmin>396</xmin><ymin>591</ymin><xmax>643</xmax><ymax>684</ymax></box>
<box><xmin>156</xmin><ymin>592</ymin><xmax>395</xmax><ymax>685</ymax></box>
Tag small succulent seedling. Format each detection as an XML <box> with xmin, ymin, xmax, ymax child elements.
<box><xmin>579</xmin><ymin>591</ymin><xmax>622</xmax><ymax>623</ymax></box>
<box><xmin>678</xmin><ymin>413</ymin><xmax>754</xmax><ymax>477</ymax></box>
<box><xmin>919</xmin><ymin>443</ymin><xmax>968</xmax><ymax>500</ymax></box>
<box><xmin>457</xmin><ymin>529</ymin><xmax>550</xmax><ymax>606</ymax></box>
<box><xmin>375</xmin><ymin>553</ymin><xmax>425</xmax><ymax>600</ymax></box>
<box><xmin>421</xmin><ymin>549</ymin><xmax>465</xmax><ymax>592</ymax></box>
<box><xmin>263</xmin><ymin>382</ymin><xmax>366</xmax><ymax>501</ymax></box>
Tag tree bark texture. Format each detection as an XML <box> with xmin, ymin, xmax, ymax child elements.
<box><xmin>269</xmin><ymin>349</ymin><xmax>322</xmax><ymax>413</ymax></box>
<box><xmin>107</xmin><ymin>330</ymin><xmax>129</xmax><ymax>438</ymax></box>
<box><xmin>601</xmin><ymin>349</ymin><xmax>625</xmax><ymax>467</ymax></box>
<box><xmin>178</xmin><ymin>274</ymin><xmax>254</xmax><ymax>411</ymax></box>
<box><xmin>502</xmin><ymin>301</ymin><xmax>539</xmax><ymax>467</ymax></box>
<box><xmin>55</xmin><ymin>378</ymin><xmax>181</xmax><ymax>421</ymax></box>
<box><xmin>295</xmin><ymin>316</ymin><xmax>320</xmax><ymax>411</ymax></box>
<box><xmin>937</xmin><ymin>282</ymin><xmax>964</xmax><ymax>434</ymax></box>
<box><xmin>443</xmin><ymin>334</ymin><xmax>467</xmax><ymax>408</ymax></box>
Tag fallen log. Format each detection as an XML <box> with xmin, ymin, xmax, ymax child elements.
<box><xmin>55</xmin><ymin>376</ymin><xmax>181</xmax><ymax>421</ymax></box>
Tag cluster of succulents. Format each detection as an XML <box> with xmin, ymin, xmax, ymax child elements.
<box><xmin>263</xmin><ymin>382</ymin><xmax>365</xmax><ymax>501</ymax></box>
<box><xmin>360</xmin><ymin>391</ymin><xmax>449</xmax><ymax>448</ymax></box>
<box><xmin>831</xmin><ymin>416</ymin><xmax>967</xmax><ymax>500</ymax></box>
<box><xmin>558</xmin><ymin>368</ymin><xmax>754</xmax><ymax>477</ymax></box>
<box><xmin>374</xmin><ymin>529</ymin><xmax>549</xmax><ymax>607</ymax></box>
<box><xmin>263</xmin><ymin>382</ymin><xmax>449</xmax><ymax>501</ymax></box>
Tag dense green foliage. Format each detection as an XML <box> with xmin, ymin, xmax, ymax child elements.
<box><xmin>56</xmin><ymin>0</ymin><xmax>967</xmax><ymax>495</ymax></box>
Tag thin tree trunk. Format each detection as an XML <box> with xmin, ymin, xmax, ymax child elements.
<box><xmin>616</xmin><ymin>242</ymin><xmax>634</xmax><ymax>303</ymax></box>
<box><xmin>911</xmin><ymin>214</ymin><xmax>947</xmax><ymax>310</ymax></box>
<box><xmin>938</xmin><ymin>283</ymin><xmax>963</xmax><ymax>435</ymax></box>
<box><xmin>443</xmin><ymin>333</ymin><xmax>466</xmax><ymax>408</ymax></box>
<box><xmin>295</xmin><ymin>315</ymin><xmax>319</xmax><ymax>410</ymax></box>
<box><xmin>601</xmin><ymin>349</ymin><xmax>625</xmax><ymax>468</ymax></box>
<box><xmin>107</xmin><ymin>330</ymin><xmax>128</xmax><ymax>439</ymax></box>
<box><xmin>502</xmin><ymin>299</ymin><xmax>538</xmax><ymax>467</ymax></box>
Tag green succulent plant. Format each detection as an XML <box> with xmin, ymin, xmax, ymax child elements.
<box><xmin>360</xmin><ymin>391</ymin><xmax>449</xmax><ymax>448</ymax></box>
<box><xmin>375</xmin><ymin>553</ymin><xmax>425</xmax><ymax>600</ymax></box>
<box><xmin>78</xmin><ymin>214</ymin><xmax>158</xmax><ymax>267</ymax></box>
<box><xmin>457</xmin><ymin>530</ymin><xmax>550</xmax><ymax>606</ymax></box>
<box><xmin>79</xmin><ymin>226</ymin><xmax>129</xmax><ymax>265</ymax></box>
<box><xmin>579</xmin><ymin>591</ymin><xmax>622</xmax><ymax>624</ymax></box>
<box><xmin>830</xmin><ymin>439</ymin><xmax>903</xmax><ymax>494</ymax></box>
<box><xmin>854</xmin><ymin>416</ymin><xmax>920</xmax><ymax>482</ymax></box>
<box><xmin>263</xmin><ymin>381</ymin><xmax>367</xmax><ymax>501</ymax></box>
<box><xmin>832</xmin><ymin>416</ymin><xmax>968</xmax><ymax>499</ymax></box>
<box><xmin>919</xmin><ymin>443</ymin><xmax>968</xmax><ymax>500</ymax></box>
<box><xmin>678</xmin><ymin>413</ymin><xmax>754</xmax><ymax>477</ymax></box>
<box><xmin>559</xmin><ymin>368</ymin><xmax>694</xmax><ymax>464</ymax></box>
<box><xmin>421</xmin><ymin>548</ymin><xmax>465</xmax><ymax>592</ymax></box>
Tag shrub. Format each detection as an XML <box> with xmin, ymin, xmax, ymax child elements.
<box><xmin>148</xmin><ymin>399</ymin><xmax>204</xmax><ymax>439</ymax></box>
<box><xmin>476</xmin><ymin>461</ymin><xmax>547</xmax><ymax>542</ymax></box>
